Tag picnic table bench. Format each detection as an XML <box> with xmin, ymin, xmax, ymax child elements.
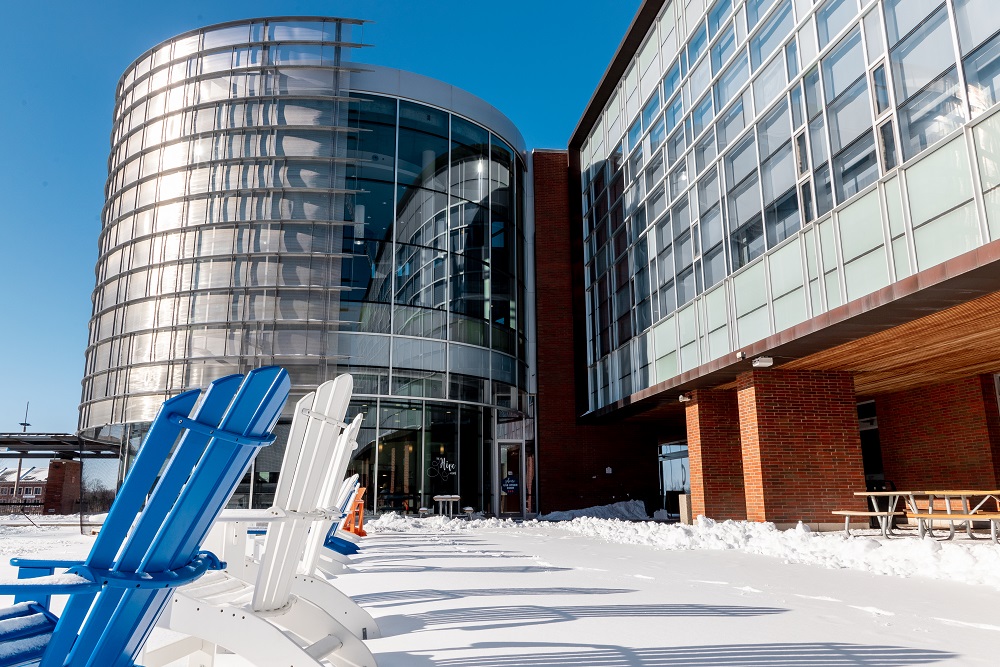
<box><xmin>835</xmin><ymin>489</ymin><xmax>1000</xmax><ymax>542</ymax></box>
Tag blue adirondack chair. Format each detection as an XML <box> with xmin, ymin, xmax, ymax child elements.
<box><xmin>0</xmin><ymin>366</ymin><xmax>290</xmax><ymax>667</ymax></box>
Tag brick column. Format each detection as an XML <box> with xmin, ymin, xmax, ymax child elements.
<box><xmin>685</xmin><ymin>389</ymin><xmax>746</xmax><ymax>520</ymax></box>
<box><xmin>737</xmin><ymin>370</ymin><xmax>866</xmax><ymax>525</ymax></box>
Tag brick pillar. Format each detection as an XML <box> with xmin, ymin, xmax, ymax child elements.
<box><xmin>737</xmin><ymin>370</ymin><xmax>866</xmax><ymax>525</ymax></box>
<box><xmin>43</xmin><ymin>459</ymin><xmax>82</xmax><ymax>515</ymax></box>
<box><xmin>686</xmin><ymin>389</ymin><xmax>746</xmax><ymax>520</ymax></box>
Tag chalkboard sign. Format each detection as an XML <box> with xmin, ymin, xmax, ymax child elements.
<box><xmin>500</xmin><ymin>472</ymin><xmax>519</xmax><ymax>495</ymax></box>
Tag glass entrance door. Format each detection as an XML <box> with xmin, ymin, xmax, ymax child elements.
<box><xmin>496</xmin><ymin>440</ymin><xmax>524</xmax><ymax>516</ymax></box>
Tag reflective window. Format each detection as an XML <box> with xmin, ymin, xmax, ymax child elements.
<box><xmin>954</xmin><ymin>0</ymin><xmax>1000</xmax><ymax>56</ymax></box>
<box><xmin>758</xmin><ymin>101</ymin><xmax>792</xmax><ymax>160</ymax></box>
<box><xmin>828</xmin><ymin>77</ymin><xmax>872</xmax><ymax>154</ymax></box>
<box><xmin>712</xmin><ymin>23</ymin><xmax>738</xmax><ymax>73</ymax></box>
<box><xmin>964</xmin><ymin>32</ymin><xmax>1000</xmax><ymax>115</ymax></box>
<box><xmin>642</xmin><ymin>91</ymin><xmax>662</xmax><ymax>129</ymax></box>
<box><xmin>747</xmin><ymin>0</ymin><xmax>780</xmax><ymax>30</ymax></box>
<box><xmin>689</xmin><ymin>24</ymin><xmax>709</xmax><ymax>64</ymax></box>
<box><xmin>872</xmin><ymin>64</ymin><xmax>890</xmax><ymax>114</ymax></box>
<box><xmin>824</xmin><ymin>30</ymin><xmax>866</xmax><ymax>101</ymax></box>
<box><xmin>817</xmin><ymin>0</ymin><xmax>859</xmax><ymax>49</ymax></box>
<box><xmin>883</xmin><ymin>0</ymin><xmax>946</xmax><ymax>48</ymax></box>
<box><xmin>897</xmin><ymin>68</ymin><xmax>964</xmax><ymax>159</ymax></box>
<box><xmin>833</xmin><ymin>131</ymin><xmax>879</xmax><ymax>200</ymax></box>
<box><xmin>753</xmin><ymin>55</ymin><xmax>787</xmax><ymax>110</ymax></box>
<box><xmin>693</xmin><ymin>95</ymin><xmax>715</xmax><ymax>137</ymax></box>
<box><xmin>889</xmin><ymin>5</ymin><xmax>955</xmax><ymax>103</ymax></box>
<box><xmin>710</xmin><ymin>0</ymin><xmax>735</xmax><ymax>36</ymax></box>
<box><xmin>751</xmin><ymin>0</ymin><xmax>794</xmax><ymax>70</ymax></box>
<box><xmin>715</xmin><ymin>52</ymin><xmax>750</xmax><ymax>110</ymax></box>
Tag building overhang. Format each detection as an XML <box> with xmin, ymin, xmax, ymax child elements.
<box><xmin>585</xmin><ymin>238</ymin><xmax>1000</xmax><ymax>422</ymax></box>
<box><xmin>0</xmin><ymin>434</ymin><xmax>120</xmax><ymax>459</ymax></box>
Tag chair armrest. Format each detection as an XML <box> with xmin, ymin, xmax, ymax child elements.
<box><xmin>10</xmin><ymin>558</ymin><xmax>85</xmax><ymax>570</ymax></box>
<box><xmin>0</xmin><ymin>572</ymin><xmax>100</xmax><ymax>596</ymax></box>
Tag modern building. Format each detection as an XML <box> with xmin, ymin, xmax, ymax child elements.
<box><xmin>79</xmin><ymin>18</ymin><xmax>535</xmax><ymax>517</ymax></box>
<box><xmin>533</xmin><ymin>0</ymin><xmax>1000</xmax><ymax>524</ymax></box>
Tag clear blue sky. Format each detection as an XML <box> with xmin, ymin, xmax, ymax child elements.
<box><xmin>0</xmin><ymin>0</ymin><xmax>640</xmax><ymax>434</ymax></box>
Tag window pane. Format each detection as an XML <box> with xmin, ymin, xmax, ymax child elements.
<box><xmin>696</xmin><ymin>133</ymin><xmax>718</xmax><ymax>172</ymax></box>
<box><xmin>954</xmin><ymin>0</ymin><xmax>1000</xmax><ymax>56</ymax></box>
<box><xmin>692</xmin><ymin>94</ymin><xmax>715</xmax><ymax>137</ymax></box>
<box><xmin>765</xmin><ymin>190</ymin><xmax>801</xmax><ymax>247</ymax></box>
<box><xmin>810</xmin><ymin>116</ymin><xmax>829</xmax><ymax>166</ymax></box>
<box><xmin>751</xmin><ymin>0</ymin><xmax>794</xmax><ymax>70</ymax></box>
<box><xmin>824</xmin><ymin>29</ymin><xmax>866</xmax><ymax>101</ymax></box>
<box><xmin>726</xmin><ymin>133</ymin><xmax>758</xmax><ymax>188</ymax></box>
<box><xmin>817</xmin><ymin>0</ymin><xmax>859</xmax><ymax>49</ymax></box>
<box><xmin>889</xmin><ymin>6</ymin><xmax>956</xmax><ymax>103</ymax></box>
<box><xmin>864</xmin><ymin>10</ymin><xmax>885</xmax><ymax>61</ymax></box>
<box><xmin>898</xmin><ymin>68</ymin><xmax>964</xmax><ymax>159</ymax></box>
<box><xmin>879</xmin><ymin>121</ymin><xmax>898</xmax><ymax>169</ymax></box>
<box><xmin>833</xmin><ymin>131</ymin><xmax>879</xmax><ymax>201</ymax></box>
<box><xmin>747</xmin><ymin>0</ymin><xmax>780</xmax><ymax>30</ymax></box>
<box><xmin>703</xmin><ymin>243</ymin><xmax>728</xmax><ymax>287</ymax></box>
<box><xmin>689</xmin><ymin>24</ymin><xmax>709</xmax><ymax>64</ymax></box>
<box><xmin>804</xmin><ymin>67</ymin><xmax>823</xmax><ymax>119</ymax></box>
<box><xmin>884</xmin><ymin>0</ymin><xmax>947</xmax><ymax>48</ymax></box>
<box><xmin>731</xmin><ymin>216</ymin><xmax>765</xmax><ymax>269</ymax></box>
<box><xmin>758</xmin><ymin>101</ymin><xmax>792</xmax><ymax>160</ymax></box>
<box><xmin>718</xmin><ymin>91</ymin><xmax>751</xmax><ymax>150</ymax></box>
<box><xmin>828</xmin><ymin>76</ymin><xmax>872</xmax><ymax>154</ymax></box>
<box><xmin>815</xmin><ymin>163</ymin><xmax>834</xmax><ymax>215</ymax></box>
<box><xmin>715</xmin><ymin>52</ymin><xmax>750</xmax><ymax>109</ymax></box>
<box><xmin>664</xmin><ymin>60</ymin><xmax>683</xmax><ymax>99</ymax></box>
<box><xmin>713</xmin><ymin>24</ymin><xmax>738</xmax><ymax>73</ymax></box>
<box><xmin>710</xmin><ymin>0</ymin><xmax>735</xmax><ymax>36</ymax></box>
<box><xmin>761</xmin><ymin>142</ymin><xmax>796</xmax><ymax>205</ymax></box>
<box><xmin>668</xmin><ymin>128</ymin><xmax>686</xmax><ymax>166</ymax></box>
<box><xmin>965</xmin><ymin>32</ymin><xmax>1000</xmax><ymax>116</ymax></box>
<box><xmin>642</xmin><ymin>91</ymin><xmax>661</xmax><ymax>129</ymax></box>
<box><xmin>728</xmin><ymin>173</ymin><xmax>762</xmax><ymax>229</ymax></box>
<box><xmin>754</xmin><ymin>56</ymin><xmax>787</xmax><ymax>110</ymax></box>
<box><xmin>873</xmin><ymin>65</ymin><xmax>891</xmax><ymax>114</ymax></box>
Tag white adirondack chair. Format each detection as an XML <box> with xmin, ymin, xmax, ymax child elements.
<box><xmin>143</xmin><ymin>376</ymin><xmax>379</xmax><ymax>667</ymax></box>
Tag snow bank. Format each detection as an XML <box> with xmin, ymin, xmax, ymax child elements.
<box><xmin>537</xmin><ymin>500</ymin><xmax>649</xmax><ymax>522</ymax></box>
<box><xmin>367</xmin><ymin>505</ymin><xmax>1000</xmax><ymax>589</ymax></box>
<box><xmin>548</xmin><ymin>515</ymin><xmax>1000</xmax><ymax>589</ymax></box>
<box><xmin>366</xmin><ymin>512</ymin><xmax>517</xmax><ymax>534</ymax></box>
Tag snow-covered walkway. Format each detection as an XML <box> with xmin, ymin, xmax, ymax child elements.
<box><xmin>2</xmin><ymin>516</ymin><xmax>998</xmax><ymax>665</ymax></box>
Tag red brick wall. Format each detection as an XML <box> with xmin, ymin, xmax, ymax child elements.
<box><xmin>686</xmin><ymin>389</ymin><xmax>746</xmax><ymax>520</ymax></box>
<box><xmin>738</xmin><ymin>370</ymin><xmax>866</xmax><ymax>523</ymax></box>
<box><xmin>532</xmin><ymin>150</ymin><xmax>662</xmax><ymax>513</ymax></box>
<box><xmin>876</xmin><ymin>375</ymin><xmax>1000</xmax><ymax>490</ymax></box>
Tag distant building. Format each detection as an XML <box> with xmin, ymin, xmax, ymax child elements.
<box><xmin>0</xmin><ymin>466</ymin><xmax>48</xmax><ymax>505</ymax></box>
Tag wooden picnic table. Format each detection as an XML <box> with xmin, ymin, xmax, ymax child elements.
<box><xmin>848</xmin><ymin>490</ymin><xmax>1000</xmax><ymax>542</ymax></box>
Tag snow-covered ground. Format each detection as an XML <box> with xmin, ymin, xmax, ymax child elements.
<box><xmin>2</xmin><ymin>506</ymin><xmax>999</xmax><ymax>665</ymax></box>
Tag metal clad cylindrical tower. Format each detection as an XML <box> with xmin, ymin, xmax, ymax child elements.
<box><xmin>81</xmin><ymin>18</ymin><xmax>533</xmax><ymax>515</ymax></box>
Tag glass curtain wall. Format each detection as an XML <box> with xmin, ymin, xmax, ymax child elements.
<box><xmin>80</xmin><ymin>18</ymin><xmax>532</xmax><ymax>515</ymax></box>
<box><xmin>581</xmin><ymin>0</ymin><xmax>1000</xmax><ymax>411</ymax></box>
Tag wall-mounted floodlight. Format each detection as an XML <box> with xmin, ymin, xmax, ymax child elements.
<box><xmin>752</xmin><ymin>356</ymin><xmax>774</xmax><ymax>368</ymax></box>
<box><xmin>678</xmin><ymin>393</ymin><xmax>692</xmax><ymax>402</ymax></box>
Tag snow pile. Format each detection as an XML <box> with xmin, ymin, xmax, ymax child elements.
<box><xmin>550</xmin><ymin>515</ymin><xmax>1000</xmax><ymax>589</ymax></box>
<box><xmin>366</xmin><ymin>512</ymin><xmax>517</xmax><ymax>534</ymax></box>
<box><xmin>537</xmin><ymin>499</ymin><xmax>649</xmax><ymax>522</ymax></box>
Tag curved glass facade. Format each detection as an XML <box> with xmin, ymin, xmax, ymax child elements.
<box><xmin>80</xmin><ymin>18</ymin><xmax>533</xmax><ymax>515</ymax></box>
<box><xmin>580</xmin><ymin>0</ymin><xmax>1000</xmax><ymax>411</ymax></box>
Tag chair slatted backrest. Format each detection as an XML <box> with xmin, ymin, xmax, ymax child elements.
<box><xmin>251</xmin><ymin>375</ymin><xmax>353</xmax><ymax>613</ymax></box>
<box><xmin>300</xmin><ymin>417</ymin><xmax>363</xmax><ymax>575</ymax></box>
<box><xmin>42</xmin><ymin>367</ymin><xmax>289</xmax><ymax>667</ymax></box>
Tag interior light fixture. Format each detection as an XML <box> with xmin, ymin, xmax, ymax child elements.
<box><xmin>752</xmin><ymin>356</ymin><xmax>774</xmax><ymax>368</ymax></box>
